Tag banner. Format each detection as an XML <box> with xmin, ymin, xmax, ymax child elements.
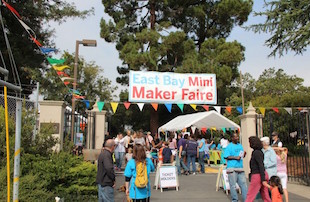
<box><xmin>129</xmin><ymin>71</ymin><xmax>217</xmax><ymax>104</ymax></box>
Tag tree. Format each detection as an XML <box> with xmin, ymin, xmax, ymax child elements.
<box><xmin>29</xmin><ymin>52</ymin><xmax>116</xmax><ymax>112</ymax></box>
<box><xmin>0</xmin><ymin>0</ymin><xmax>93</xmax><ymax>96</ymax></box>
<box><xmin>247</xmin><ymin>0</ymin><xmax>310</xmax><ymax>56</ymax></box>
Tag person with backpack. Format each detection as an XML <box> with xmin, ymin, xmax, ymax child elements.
<box><xmin>124</xmin><ymin>144</ymin><xmax>155</xmax><ymax>202</ymax></box>
<box><xmin>185</xmin><ymin>135</ymin><xmax>199</xmax><ymax>175</ymax></box>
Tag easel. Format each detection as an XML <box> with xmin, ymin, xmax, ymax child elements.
<box><xmin>215</xmin><ymin>165</ymin><xmax>241</xmax><ymax>195</ymax></box>
<box><xmin>154</xmin><ymin>163</ymin><xmax>179</xmax><ymax>192</ymax></box>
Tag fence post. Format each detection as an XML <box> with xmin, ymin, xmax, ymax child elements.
<box><xmin>90</xmin><ymin>101</ymin><xmax>107</xmax><ymax>149</ymax></box>
<box><xmin>240</xmin><ymin>102</ymin><xmax>257</xmax><ymax>177</ymax></box>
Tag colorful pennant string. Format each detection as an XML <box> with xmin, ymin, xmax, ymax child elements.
<box><xmin>151</xmin><ymin>103</ymin><xmax>158</xmax><ymax>111</ymax></box>
<box><xmin>83</xmin><ymin>100</ymin><xmax>90</xmax><ymax>109</ymax></box>
<box><xmin>190</xmin><ymin>104</ymin><xmax>197</xmax><ymax>111</ymax></box>
<box><xmin>97</xmin><ymin>101</ymin><xmax>105</xmax><ymax>112</ymax></box>
<box><xmin>53</xmin><ymin>65</ymin><xmax>70</xmax><ymax>71</ymax></box>
<box><xmin>47</xmin><ymin>57</ymin><xmax>66</xmax><ymax>65</ymax></box>
<box><xmin>202</xmin><ymin>105</ymin><xmax>209</xmax><ymax>111</ymax></box>
<box><xmin>177</xmin><ymin>104</ymin><xmax>184</xmax><ymax>112</ymax></box>
<box><xmin>123</xmin><ymin>102</ymin><xmax>131</xmax><ymax>110</ymax></box>
<box><xmin>165</xmin><ymin>104</ymin><xmax>172</xmax><ymax>113</ymax></box>
<box><xmin>111</xmin><ymin>102</ymin><xmax>119</xmax><ymax>113</ymax></box>
<box><xmin>236</xmin><ymin>106</ymin><xmax>243</xmax><ymax>114</ymax></box>
<box><xmin>226</xmin><ymin>106</ymin><xmax>232</xmax><ymax>113</ymax></box>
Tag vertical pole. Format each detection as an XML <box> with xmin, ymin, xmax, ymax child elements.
<box><xmin>240</xmin><ymin>71</ymin><xmax>245</xmax><ymax>115</ymax></box>
<box><xmin>71</xmin><ymin>41</ymin><xmax>80</xmax><ymax>142</ymax></box>
<box><xmin>33</xmin><ymin>82</ymin><xmax>39</xmax><ymax>140</ymax></box>
<box><xmin>4</xmin><ymin>86</ymin><xmax>10</xmax><ymax>202</ymax></box>
<box><xmin>306</xmin><ymin>110</ymin><xmax>310</xmax><ymax>159</ymax></box>
<box><xmin>13</xmin><ymin>100</ymin><xmax>22</xmax><ymax>202</ymax></box>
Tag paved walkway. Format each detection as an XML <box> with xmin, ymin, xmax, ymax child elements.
<box><xmin>114</xmin><ymin>171</ymin><xmax>310</xmax><ymax>202</ymax></box>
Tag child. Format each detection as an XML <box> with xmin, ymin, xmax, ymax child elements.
<box><xmin>125</xmin><ymin>147</ymin><xmax>133</xmax><ymax>163</ymax></box>
<box><xmin>204</xmin><ymin>139</ymin><xmax>213</xmax><ymax>166</ymax></box>
<box><xmin>162</xmin><ymin>141</ymin><xmax>172</xmax><ymax>164</ymax></box>
<box><xmin>263</xmin><ymin>176</ymin><xmax>283</xmax><ymax>202</ymax></box>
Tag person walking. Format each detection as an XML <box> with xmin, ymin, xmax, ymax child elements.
<box><xmin>245</xmin><ymin>136</ymin><xmax>271</xmax><ymax>202</ymax></box>
<box><xmin>260</xmin><ymin>136</ymin><xmax>277</xmax><ymax>179</ymax></box>
<box><xmin>186</xmin><ymin>135</ymin><xmax>198</xmax><ymax>175</ymax></box>
<box><xmin>124</xmin><ymin>144</ymin><xmax>155</xmax><ymax>202</ymax></box>
<box><xmin>115</xmin><ymin>133</ymin><xmax>125</xmax><ymax>171</ymax></box>
<box><xmin>274</xmin><ymin>147</ymin><xmax>289</xmax><ymax>202</ymax></box>
<box><xmin>96</xmin><ymin>139</ymin><xmax>116</xmax><ymax>202</ymax></box>
<box><xmin>197</xmin><ymin>134</ymin><xmax>206</xmax><ymax>173</ymax></box>
<box><xmin>223</xmin><ymin>133</ymin><xmax>248</xmax><ymax>202</ymax></box>
<box><xmin>176</xmin><ymin>133</ymin><xmax>189</xmax><ymax>175</ymax></box>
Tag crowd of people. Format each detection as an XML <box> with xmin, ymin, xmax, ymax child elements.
<box><xmin>96</xmin><ymin>129</ymin><xmax>288</xmax><ymax>202</ymax></box>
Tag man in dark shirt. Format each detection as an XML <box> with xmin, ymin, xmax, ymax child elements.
<box><xmin>176</xmin><ymin>133</ymin><xmax>189</xmax><ymax>175</ymax></box>
<box><xmin>162</xmin><ymin>142</ymin><xmax>172</xmax><ymax>163</ymax></box>
<box><xmin>96</xmin><ymin>139</ymin><xmax>116</xmax><ymax>202</ymax></box>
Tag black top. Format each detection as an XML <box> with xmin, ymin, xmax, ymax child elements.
<box><xmin>250</xmin><ymin>149</ymin><xmax>265</xmax><ymax>182</ymax></box>
<box><xmin>162</xmin><ymin>147</ymin><xmax>172</xmax><ymax>163</ymax></box>
<box><xmin>96</xmin><ymin>149</ymin><xmax>115</xmax><ymax>187</ymax></box>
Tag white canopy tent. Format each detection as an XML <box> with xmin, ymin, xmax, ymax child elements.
<box><xmin>158</xmin><ymin>111</ymin><xmax>240</xmax><ymax>132</ymax></box>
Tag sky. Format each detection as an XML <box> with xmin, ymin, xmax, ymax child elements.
<box><xmin>46</xmin><ymin>0</ymin><xmax>310</xmax><ymax>100</ymax></box>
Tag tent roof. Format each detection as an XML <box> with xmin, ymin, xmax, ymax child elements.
<box><xmin>158</xmin><ymin>111</ymin><xmax>240</xmax><ymax>132</ymax></box>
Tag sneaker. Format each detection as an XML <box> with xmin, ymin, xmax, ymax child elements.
<box><xmin>192</xmin><ymin>172</ymin><xmax>196</xmax><ymax>175</ymax></box>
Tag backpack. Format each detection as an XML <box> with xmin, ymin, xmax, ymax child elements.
<box><xmin>135</xmin><ymin>161</ymin><xmax>148</xmax><ymax>188</ymax></box>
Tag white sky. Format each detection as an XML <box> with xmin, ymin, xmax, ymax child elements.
<box><xmin>44</xmin><ymin>0</ymin><xmax>310</xmax><ymax>101</ymax></box>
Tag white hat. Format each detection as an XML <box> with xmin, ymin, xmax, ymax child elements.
<box><xmin>260</xmin><ymin>136</ymin><xmax>270</xmax><ymax>145</ymax></box>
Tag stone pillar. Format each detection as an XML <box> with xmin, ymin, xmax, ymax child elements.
<box><xmin>239</xmin><ymin>102</ymin><xmax>257</xmax><ymax>177</ymax></box>
<box><xmin>90</xmin><ymin>102</ymin><xmax>107</xmax><ymax>150</ymax></box>
<box><xmin>39</xmin><ymin>101</ymin><xmax>66</xmax><ymax>152</ymax></box>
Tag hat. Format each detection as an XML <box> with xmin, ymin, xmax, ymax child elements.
<box><xmin>272</xmin><ymin>131</ymin><xmax>278</xmax><ymax>136</ymax></box>
<box><xmin>147</xmin><ymin>131</ymin><xmax>151</xmax><ymax>135</ymax></box>
<box><xmin>260</xmin><ymin>136</ymin><xmax>270</xmax><ymax>145</ymax></box>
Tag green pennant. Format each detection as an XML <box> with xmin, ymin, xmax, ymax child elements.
<box><xmin>177</xmin><ymin>104</ymin><xmax>184</xmax><ymax>112</ymax></box>
<box><xmin>97</xmin><ymin>101</ymin><xmax>105</xmax><ymax>112</ymax></box>
<box><xmin>47</xmin><ymin>57</ymin><xmax>66</xmax><ymax>65</ymax></box>
<box><xmin>222</xmin><ymin>128</ymin><xmax>226</xmax><ymax>133</ymax></box>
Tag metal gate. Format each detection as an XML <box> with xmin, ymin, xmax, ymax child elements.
<box><xmin>64</xmin><ymin>109</ymin><xmax>95</xmax><ymax>149</ymax></box>
<box><xmin>259</xmin><ymin>109</ymin><xmax>310</xmax><ymax>185</ymax></box>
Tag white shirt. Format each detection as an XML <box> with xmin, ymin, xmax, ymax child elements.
<box><xmin>115</xmin><ymin>137</ymin><xmax>125</xmax><ymax>152</ymax></box>
<box><xmin>220</xmin><ymin>138</ymin><xmax>229</xmax><ymax>148</ymax></box>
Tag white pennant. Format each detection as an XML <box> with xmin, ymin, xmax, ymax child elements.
<box><xmin>191</xmin><ymin>126</ymin><xmax>197</xmax><ymax>135</ymax></box>
<box><xmin>18</xmin><ymin>19</ymin><xmax>36</xmax><ymax>38</ymax></box>
<box><xmin>284</xmin><ymin>108</ymin><xmax>292</xmax><ymax>115</ymax></box>
<box><xmin>137</xmin><ymin>103</ymin><xmax>144</xmax><ymax>111</ymax></box>
<box><xmin>214</xmin><ymin>106</ymin><xmax>221</xmax><ymax>113</ymax></box>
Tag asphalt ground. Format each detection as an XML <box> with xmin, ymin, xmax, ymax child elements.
<box><xmin>114</xmin><ymin>171</ymin><xmax>310</xmax><ymax>202</ymax></box>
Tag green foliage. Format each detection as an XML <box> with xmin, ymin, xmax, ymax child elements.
<box><xmin>247</xmin><ymin>0</ymin><xmax>310</xmax><ymax>56</ymax></box>
<box><xmin>0</xmin><ymin>1</ymin><xmax>93</xmax><ymax>96</ymax></box>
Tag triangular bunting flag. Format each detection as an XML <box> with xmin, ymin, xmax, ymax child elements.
<box><xmin>3</xmin><ymin>1</ymin><xmax>22</xmax><ymax>19</ymax></box>
<box><xmin>82</xmin><ymin>100</ymin><xmax>90</xmax><ymax>109</ymax></box>
<box><xmin>61</xmin><ymin>77</ymin><xmax>74</xmax><ymax>82</ymax></box>
<box><xmin>222</xmin><ymin>128</ymin><xmax>226</xmax><ymax>133</ymax></box>
<box><xmin>201</xmin><ymin>127</ymin><xmax>207</xmax><ymax>134</ymax></box>
<box><xmin>31</xmin><ymin>35</ymin><xmax>42</xmax><ymax>46</ymax></box>
<box><xmin>97</xmin><ymin>101</ymin><xmax>105</xmax><ymax>112</ymax></box>
<box><xmin>151</xmin><ymin>103</ymin><xmax>158</xmax><ymax>111</ymax></box>
<box><xmin>123</xmin><ymin>102</ymin><xmax>131</xmax><ymax>110</ymax></box>
<box><xmin>165</xmin><ymin>104</ymin><xmax>172</xmax><ymax>113</ymax></box>
<box><xmin>40</xmin><ymin>47</ymin><xmax>56</xmax><ymax>54</ymax></box>
<box><xmin>69</xmin><ymin>89</ymin><xmax>81</xmax><ymax>95</ymax></box>
<box><xmin>214</xmin><ymin>106</ymin><xmax>221</xmax><ymax>113</ymax></box>
<box><xmin>211</xmin><ymin>127</ymin><xmax>216</xmax><ymax>131</ymax></box>
<box><xmin>202</xmin><ymin>105</ymin><xmax>209</xmax><ymax>111</ymax></box>
<box><xmin>177</xmin><ymin>104</ymin><xmax>184</xmax><ymax>112</ymax></box>
<box><xmin>64</xmin><ymin>81</ymin><xmax>70</xmax><ymax>85</ymax></box>
<box><xmin>236</xmin><ymin>106</ymin><xmax>243</xmax><ymax>114</ymax></box>
<box><xmin>53</xmin><ymin>65</ymin><xmax>70</xmax><ymax>71</ymax></box>
<box><xmin>111</xmin><ymin>102</ymin><xmax>119</xmax><ymax>114</ymax></box>
<box><xmin>298</xmin><ymin>107</ymin><xmax>303</xmax><ymax>111</ymax></box>
<box><xmin>191</xmin><ymin>126</ymin><xmax>197</xmax><ymax>134</ymax></box>
<box><xmin>57</xmin><ymin>71</ymin><xmax>69</xmax><ymax>77</ymax></box>
<box><xmin>137</xmin><ymin>103</ymin><xmax>144</xmax><ymax>111</ymax></box>
<box><xmin>259</xmin><ymin>108</ymin><xmax>266</xmax><ymax>116</ymax></box>
<box><xmin>226</xmin><ymin>106</ymin><xmax>232</xmax><ymax>113</ymax></box>
<box><xmin>47</xmin><ymin>57</ymin><xmax>66</xmax><ymax>65</ymax></box>
<box><xmin>190</xmin><ymin>104</ymin><xmax>197</xmax><ymax>111</ymax></box>
<box><xmin>272</xmin><ymin>107</ymin><xmax>279</xmax><ymax>114</ymax></box>
<box><xmin>284</xmin><ymin>108</ymin><xmax>292</xmax><ymax>115</ymax></box>
<box><xmin>73</xmin><ymin>95</ymin><xmax>85</xmax><ymax>99</ymax></box>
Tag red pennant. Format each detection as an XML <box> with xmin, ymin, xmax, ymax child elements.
<box><xmin>272</xmin><ymin>107</ymin><xmax>279</xmax><ymax>113</ymax></box>
<box><xmin>298</xmin><ymin>107</ymin><xmax>303</xmax><ymax>111</ymax></box>
<box><xmin>226</xmin><ymin>106</ymin><xmax>232</xmax><ymax>113</ymax></box>
<box><xmin>123</xmin><ymin>102</ymin><xmax>131</xmax><ymax>110</ymax></box>
<box><xmin>31</xmin><ymin>36</ymin><xmax>42</xmax><ymax>46</ymax></box>
<box><xmin>57</xmin><ymin>71</ymin><xmax>69</xmax><ymax>77</ymax></box>
<box><xmin>202</xmin><ymin>105</ymin><xmax>209</xmax><ymax>111</ymax></box>
<box><xmin>73</xmin><ymin>95</ymin><xmax>85</xmax><ymax>99</ymax></box>
<box><xmin>151</xmin><ymin>103</ymin><xmax>158</xmax><ymax>111</ymax></box>
<box><xmin>3</xmin><ymin>1</ymin><xmax>21</xmax><ymax>19</ymax></box>
<box><xmin>201</xmin><ymin>127</ymin><xmax>207</xmax><ymax>134</ymax></box>
<box><xmin>64</xmin><ymin>81</ymin><xmax>70</xmax><ymax>85</ymax></box>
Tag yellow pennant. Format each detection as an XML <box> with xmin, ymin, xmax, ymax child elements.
<box><xmin>259</xmin><ymin>107</ymin><xmax>266</xmax><ymax>116</ymax></box>
<box><xmin>190</xmin><ymin>104</ymin><xmax>197</xmax><ymax>111</ymax></box>
<box><xmin>111</xmin><ymin>102</ymin><xmax>119</xmax><ymax>114</ymax></box>
<box><xmin>211</xmin><ymin>127</ymin><xmax>216</xmax><ymax>131</ymax></box>
<box><xmin>53</xmin><ymin>65</ymin><xmax>70</xmax><ymax>71</ymax></box>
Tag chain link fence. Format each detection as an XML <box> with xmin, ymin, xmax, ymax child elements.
<box><xmin>0</xmin><ymin>94</ymin><xmax>35</xmax><ymax>119</ymax></box>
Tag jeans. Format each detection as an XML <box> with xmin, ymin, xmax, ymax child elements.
<box><xmin>198</xmin><ymin>152</ymin><xmax>205</xmax><ymax>173</ymax></box>
<box><xmin>245</xmin><ymin>172</ymin><xmax>271</xmax><ymax>202</ymax></box>
<box><xmin>227</xmin><ymin>171</ymin><xmax>248</xmax><ymax>202</ymax></box>
<box><xmin>114</xmin><ymin>151</ymin><xmax>125</xmax><ymax>169</ymax></box>
<box><xmin>187</xmin><ymin>153</ymin><xmax>196</xmax><ymax>173</ymax></box>
<box><xmin>98</xmin><ymin>185</ymin><xmax>114</xmax><ymax>202</ymax></box>
<box><xmin>176</xmin><ymin>151</ymin><xmax>189</xmax><ymax>174</ymax></box>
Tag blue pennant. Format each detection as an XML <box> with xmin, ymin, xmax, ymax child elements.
<box><xmin>83</xmin><ymin>100</ymin><xmax>90</xmax><ymax>109</ymax></box>
<box><xmin>40</xmin><ymin>47</ymin><xmax>57</xmax><ymax>54</ymax></box>
<box><xmin>236</xmin><ymin>106</ymin><xmax>243</xmax><ymax>114</ymax></box>
<box><xmin>164</xmin><ymin>103</ymin><xmax>172</xmax><ymax>113</ymax></box>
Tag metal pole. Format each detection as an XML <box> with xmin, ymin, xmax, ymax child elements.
<box><xmin>306</xmin><ymin>109</ymin><xmax>310</xmax><ymax>160</ymax></box>
<box><xmin>13</xmin><ymin>100</ymin><xmax>22</xmax><ymax>202</ymax></box>
<box><xmin>33</xmin><ymin>82</ymin><xmax>39</xmax><ymax>140</ymax></box>
<box><xmin>240</xmin><ymin>71</ymin><xmax>245</xmax><ymax>114</ymax></box>
<box><xmin>71</xmin><ymin>40</ymin><xmax>80</xmax><ymax>142</ymax></box>
<box><xmin>4</xmin><ymin>86</ymin><xmax>10</xmax><ymax>202</ymax></box>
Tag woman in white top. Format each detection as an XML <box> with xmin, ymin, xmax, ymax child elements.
<box><xmin>133</xmin><ymin>130</ymin><xmax>146</xmax><ymax>146</ymax></box>
<box><xmin>114</xmin><ymin>133</ymin><xmax>125</xmax><ymax>170</ymax></box>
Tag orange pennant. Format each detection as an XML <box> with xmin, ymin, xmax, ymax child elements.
<box><xmin>151</xmin><ymin>103</ymin><xmax>158</xmax><ymax>111</ymax></box>
<box><xmin>64</xmin><ymin>81</ymin><xmax>70</xmax><ymax>85</ymax></box>
<box><xmin>123</xmin><ymin>102</ymin><xmax>131</xmax><ymax>110</ymax></box>
<box><xmin>31</xmin><ymin>36</ymin><xmax>42</xmax><ymax>46</ymax></box>
<box><xmin>226</xmin><ymin>106</ymin><xmax>232</xmax><ymax>113</ymax></box>
<box><xmin>202</xmin><ymin>105</ymin><xmax>209</xmax><ymax>111</ymax></box>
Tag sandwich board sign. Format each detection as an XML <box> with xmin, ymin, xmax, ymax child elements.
<box><xmin>157</xmin><ymin>165</ymin><xmax>179</xmax><ymax>192</ymax></box>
